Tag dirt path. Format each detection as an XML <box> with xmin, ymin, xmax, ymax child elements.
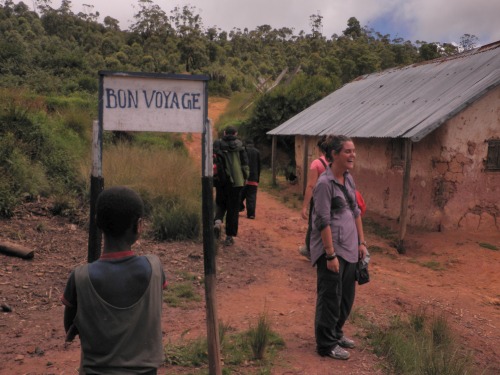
<box><xmin>2</xmin><ymin>189</ymin><xmax>498</xmax><ymax>374</ymax></box>
<box><xmin>1</xmin><ymin>97</ymin><xmax>499</xmax><ymax>374</ymax></box>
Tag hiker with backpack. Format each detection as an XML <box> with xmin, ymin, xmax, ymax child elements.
<box><xmin>239</xmin><ymin>139</ymin><xmax>261</xmax><ymax>219</ymax></box>
<box><xmin>213</xmin><ymin>126</ymin><xmax>249</xmax><ymax>246</ymax></box>
<box><xmin>310</xmin><ymin>134</ymin><xmax>368</xmax><ymax>360</ymax></box>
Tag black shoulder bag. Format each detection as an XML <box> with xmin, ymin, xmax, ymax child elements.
<box><xmin>335</xmin><ymin>179</ymin><xmax>370</xmax><ymax>285</ymax></box>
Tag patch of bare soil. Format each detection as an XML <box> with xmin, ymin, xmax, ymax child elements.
<box><xmin>1</xmin><ymin>190</ymin><xmax>499</xmax><ymax>375</ymax></box>
<box><xmin>1</xmin><ymin>97</ymin><xmax>499</xmax><ymax>374</ymax></box>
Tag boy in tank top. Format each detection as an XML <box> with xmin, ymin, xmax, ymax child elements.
<box><xmin>62</xmin><ymin>186</ymin><xmax>167</xmax><ymax>374</ymax></box>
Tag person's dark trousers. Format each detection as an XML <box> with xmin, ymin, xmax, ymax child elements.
<box><xmin>239</xmin><ymin>185</ymin><xmax>247</xmax><ymax>212</ymax></box>
<box><xmin>315</xmin><ymin>255</ymin><xmax>356</xmax><ymax>355</ymax></box>
<box><xmin>240</xmin><ymin>185</ymin><xmax>258</xmax><ymax>218</ymax></box>
<box><xmin>217</xmin><ymin>185</ymin><xmax>242</xmax><ymax>237</ymax></box>
<box><xmin>215</xmin><ymin>186</ymin><xmax>227</xmax><ymax>222</ymax></box>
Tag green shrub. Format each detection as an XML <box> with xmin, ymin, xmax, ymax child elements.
<box><xmin>164</xmin><ymin>336</ymin><xmax>208</xmax><ymax>367</ymax></box>
<box><xmin>248</xmin><ymin>313</ymin><xmax>271</xmax><ymax>360</ymax></box>
<box><xmin>0</xmin><ymin>177</ymin><xmax>17</xmax><ymax>218</ymax></box>
<box><xmin>151</xmin><ymin>199</ymin><xmax>201</xmax><ymax>241</ymax></box>
<box><xmin>0</xmin><ymin>106</ymin><xmax>45</xmax><ymax>160</ymax></box>
<box><xmin>363</xmin><ymin>216</ymin><xmax>398</xmax><ymax>241</ymax></box>
<box><xmin>99</xmin><ymin>143</ymin><xmax>202</xmax><ymax>241</ymax></box>
<box><xmin>77</xmin><ymin>76</ymin><xmax>98</xmax><ymax>93</ymax></box>
<box><xmin>50</xmin><ymin>193</ymin><xmax>79</xmax><ymax>218</ymax></box>
<box><xmin>479</xmin><ymin>242</ymin><xmax>498</xmax><ymax>251</ymax></box>
<box><xmin>164</xmin><ymin>318</ymin><xmax>285</xmax><ymax>372</ymax></box>
<box><xmin>163</xmin><ymin>281</ymin><xmax>201</xmax><ymax>308</ymax></box>
<box><xmin>0</xmin><ymin>116</ymin><xmax>52</xmax><ymax>217</ymax></box>
<box><xmin>371</xmin><ymin>311</ymin><xmax>474</xmax><ymax>375</ymax></box>
<box><xmin>61</xmin><ymin>108</ymin><xmax>92</xmax><ymax>140</ymax></box>
<box><xmin>0</xmin><ymin>99</ymin><xmax>89</xmax><ymax>215</ymax></box>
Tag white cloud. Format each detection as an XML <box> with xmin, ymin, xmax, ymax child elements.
<box><xmin>11</xmin><ymin>0</ymin><xmax>500</xmax><ymax>44</ymax></box>
<box><xmin>394</xmin><ymin>0</ymin><xmax>500</xmax><ymax>44</ymax></box>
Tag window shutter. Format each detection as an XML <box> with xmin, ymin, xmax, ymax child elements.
<box><xmin>486</xmin><ymin>140</ymin><xmax>500</xmax><ymax>170</ymax></box>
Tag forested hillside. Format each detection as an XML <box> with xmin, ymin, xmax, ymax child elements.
<box><xmin>0</xmin><ymin>0</ymin><xmax>478</xmax><ymax>220</ymax></box>
<box><xmin>1</xmin><ymin>0</ymin><xmax>470</xmax><ymax>96</ymax></box>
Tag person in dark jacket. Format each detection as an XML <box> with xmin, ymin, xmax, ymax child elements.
<box><xmin>239</xmin><ymin>140</ymin><xmax>261</xmax><ymax>219</ymax></box>
<box><xmin>213</xmin><ymin>126</ymin><xmax>249</xmax><ymax>246</ymax></box>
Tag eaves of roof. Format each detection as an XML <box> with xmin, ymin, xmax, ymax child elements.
<box><xmin>268</xmin><ymin>41</ymin><xmax>500</xmax><ymax>142</ymax></box>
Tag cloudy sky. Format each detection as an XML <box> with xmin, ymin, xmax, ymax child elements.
<box><xmin>16</xmin><ymin>0</ymin><xmax>500</xmax><ymax>45</ymax></box>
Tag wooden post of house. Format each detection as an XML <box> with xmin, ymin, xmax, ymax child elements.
<box><xmin>397</xmin><ymin>139</ymin><xmax>413</xmax><ymax>254</ymax></box>
<box><xmin>271</xmin><ymin>135</ymin><xmax>277</xmax><ymax>186</ymax></box>
<box><xmin>302</xmin><ymin>136</ymin><xmax>309</xmax><ymax>196</ymax></box>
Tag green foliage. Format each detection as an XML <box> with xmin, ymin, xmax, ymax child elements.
<box><xmin>0</xmin><ymin>101</ymin><xmax>86</xmax><ymax>216</ymax></box>
<box><xmin>164</xmin><ymin>318</ymin><xmax>285</xmax><ymax>372</ymax></box>
<box><xmin>0</xmin><ymin>178</ymin><xmax>18</xmax><ymax>218</ymax></box>
<box><xmin>363</xmin><ymin>217</ymin><xmax>398</xmax><ymax>242</ymax></box>
<box><xmin>133</xmin><ymin>132</ymin><xmax>187</xmax><ymax>153</ymax></box>
<box><xmin>259</xmin><ymin>170</ymin><xmax>303</xmax><ymax>210</ymax></box>
<box><xmin>164</xmin><ymin>336</ymin><xmax>208</xmax><ymax>367</ymax></box>
<box><xmin>50</xmin><ymin>193</ymin><xmax>79</xmax><ymax>218</ymax></box>
<box><xmin>97</xmin><ymin>142</ymin><xmax>201</xmax><ymax>241</ymax></box>
<box><xmin>248</xmin><ymin>313</ymin><xmax>272</xmax><ymax>360</ymax></box>
<box><xmin>151</xmin><ymin>198</ymin><xmax>201</xmax><ymax>241</ymax></box>
<box><xmin>421</xmin><ymin>260</ymin><xmax>445</xmax><ymax>271</ymax></box>
<box><xmin>0</xmin><ymin>0</ymin><xmax>460</xmax><ymax>100</ymax></box>
<box><xmin>0</xmin><ymin>1</ymin><xmax>473</xmax><ymax>229</ymax></box>
<box><xmin>419</xmin><ymin>43</ymin><xmax>441</xmax><ymax>61</ymax></box>
<box><xmin>163</xmin><ymin>280</ymin><xmax>201</xmax><ymax>308</ymax></box>
<box><xmin>216</xmin><ymin>92</ymin><xmax>254</xmax><ymax>133</ymax></box>
<box><xmin>240</xmin><ymin>74</ymin><xmax>335</xmax><ymax>160</ymax></box>
<box><xmin>479</xmin><ymin>242</ymin><xmax>498</xmax><ymax>251</ymax></box>
<box><xmin>371</xmin><ymin>312</ymin><xmax>474</xmax><ymax>375</ymax></box>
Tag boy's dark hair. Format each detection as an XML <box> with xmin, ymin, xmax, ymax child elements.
<box><xmin>96</xmin><ymin>186</ymin><xmax>144</xmax><ymax>237</ymax></box>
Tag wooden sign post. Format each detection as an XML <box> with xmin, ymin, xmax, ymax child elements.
<box><xmin>89</xmin><ymin>71</ymin><xmax>221</xmax><ymax>374</ymax></box>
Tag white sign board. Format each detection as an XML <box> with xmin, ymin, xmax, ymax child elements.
<box><xmin>101</xmin><ymin>74</ymin><xmax>205</xmax><ymax>133</ymax></box>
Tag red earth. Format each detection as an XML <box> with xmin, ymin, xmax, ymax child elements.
<box><xmin>0</xmin><ymin>98</ymin><xmax>499</xmax><ymax>374</ymax></box>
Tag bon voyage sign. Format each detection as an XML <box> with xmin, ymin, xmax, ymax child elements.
<box><xmin>99</xmin><ymin>71</ymin><xmax>208</xmax><ymax>133</ymax></box>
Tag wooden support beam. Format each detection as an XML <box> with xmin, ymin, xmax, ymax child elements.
<box><xmin>271</xmin><ymin>135</ymin><xmax>277</xmax><ymax>186</ymax></box>
<box><xmin>397</xmin><ymin>139</ymin><xmax>413</xmax><ymax>254</ymax></box>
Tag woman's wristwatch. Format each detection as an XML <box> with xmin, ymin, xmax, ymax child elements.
<box><xmin>325</xmin><ymin>253</ymin><xmax>337</xmax><ymax>261</ymax></box>
<box><xmin>359</xmin><ymin>241</ymin><xmax>368</xmax><ymax>247</ymax></box>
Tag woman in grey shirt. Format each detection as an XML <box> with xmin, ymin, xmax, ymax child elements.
<box><xmin>310</xmin><ymin>135</ymin><xmax>368</xmax><ymax>360</ymax></box>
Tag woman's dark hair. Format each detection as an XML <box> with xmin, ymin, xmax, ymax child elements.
<box><xmin>317</xmin><ymin>135</ymin><xmax>328</xmax><ymax>154</ymax></box>
<box><xmin>323</xmin><ymin>135</ymin><xmax>352</xmax><ymax>162</ymax></box>
<box><xmin>96</xmin><ymin>186</ymin><xmax>144</xmax><ymax>237</ymax></box>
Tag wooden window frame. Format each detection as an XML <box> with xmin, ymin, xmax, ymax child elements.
<box><xmin>485</xmin><ymin>139</ymin><xmax>500</xmax><ymax>171</ymax></box>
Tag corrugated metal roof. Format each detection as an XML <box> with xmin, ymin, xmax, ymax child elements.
<box><xmin>268</xmin><ymin>42</ymin><xmax>500</xmax><ymax>142</ymax></box>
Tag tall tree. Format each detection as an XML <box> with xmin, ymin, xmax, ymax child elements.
<box><xmin>419</xmin><ymin>42</ymin><xmax>440</xmax><ymax>60</ymax></box>
<box><xmin>130</xmin><ymin>0</ymin><xmax>171</xmax><ymax>40</ymax></box>
<box><xmin>170</xmin><ymin>5</ymin><xmax>208</xmax><ymax>72</ymax></box>
<box><xmin>343</xmin><ymin>17</ymin><xmax>362</xmax><ymax>39</ymax></box>
<box><xmin>459</xmin><ymin>34</ymin><xmax>479</xmax><ymax>51</ymax></box>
